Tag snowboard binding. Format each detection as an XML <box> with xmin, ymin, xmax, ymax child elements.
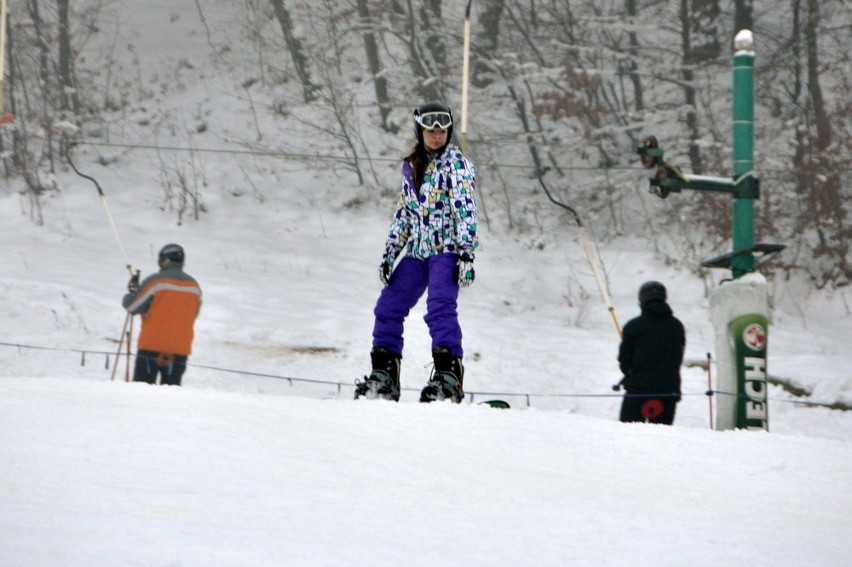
<box><xmin>354</xmin><ymin>347</ymin><xmax>401</xmax><ymax>402</ymax></box>
<box><xmin>354</xmin><ymin>371</ymin><xmax>400</xmax><ymax>401</ymax></box>
<box><xmin>420</xmin><ymin>347</ymin><xmax>464</xmax><ymax>404</ymax></box>
<box><xmin>419</xmin><ymin>374</ymin><xmax>464</xmax><ymax>403</ymax></box>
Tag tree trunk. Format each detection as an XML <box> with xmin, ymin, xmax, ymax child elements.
<box><xmin>357</xmin><ymin>0</ymin><xmax>394</xmax><ymax>132</ymax></box>
<box><xmin>419</xmin><ymin>0</ymin><xmax>446</xmax><ymax>67</ymax></box>
<box><xmin>805</xmin><ymin>0</ymin><xmax>831</xmax><ymax>150</ymax></box>
<box><xmin>26</xmin><ymin>0</ymin><xmax>49</xmax><ymax>91</ymax></box>
<box><xmin>56</xmin><ymin>0</ymin><xmax>77</xmax><ymax>113</ymax></box>
<box><xmin>472</xmin><ymin>0</ymin><xmax>504</xmax><ymax>88</ymax></box>
<box><xmin>398</xmin><ymin>0</ymin><xmax>441</xmax><ymax>102</ymax></box>
<box><xmin>269</xmin><ymin>0</ymin><xmax>317</xmax><ymax>103</ymax></box>
<box><xmin>625</xmin><ymin>0</ymin><xmax>643</xmax><ymax>111</ymax></box>
<box><xmin>680</xmin><ymin>0</ymin><xmax>703</xmax><ymax>174</ymax></box>
<box><xmin>791</xmin><ymin>0</ymin><xmax>806</xmax><ymax>191</ymax></box>
<box><xmin>734</xmin><ymin>0</ymin><xmax>754</xmax><ymax>32</ymax></box>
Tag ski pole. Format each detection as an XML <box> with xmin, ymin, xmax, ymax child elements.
<box><xmin>536</xmin><ymin>174</ymin><xmax>622</xmax><ymax>339</ymax></box>
<box><xmin>110</xmin><ymin>313</ymin><xmax>131</xmax><ymax>381</ymax></box>
<box><xmin>125</xmin><ymin>314</ymin><xmax>134</xmax><ymax>382</ymax></box>
<box><xmin>706</xmin><ymin>352</ymin><xmax>714</xmax><ymax>429</ymax></box>
<box><xmin>459</xmin><ymin>0</ymin><xmax>472</xmax><ymax>154</ymax></box>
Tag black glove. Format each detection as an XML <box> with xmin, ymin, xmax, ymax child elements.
<box><xmin>127</xmin><ymin>270</ymin><xmax>140</xmax><ymax>293</ymax></box>
<box><xmin>456</xmin><ymin>250</ymin><xmax>475</xmax><ymax>287</ymax></box>
<box><xmin>379</xmin><ymin>250</ymin><xmax>397</xmax><ymax>285</ymax></box>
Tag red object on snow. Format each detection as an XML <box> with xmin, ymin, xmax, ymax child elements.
<box><xmin>641</xmin><ymin>398</ymin><xmax>664</xmax><ymax>420</ymax></box>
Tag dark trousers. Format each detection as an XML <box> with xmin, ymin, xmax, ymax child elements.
<box><xmin>133</xmin><ymin>350</ymin><xmax>188</xmax><ymax>386</ymax></box>
<box><xmin>619</xmin><ymin>395</ymin><xmax>678</xmax><ymax>425</ymax></box>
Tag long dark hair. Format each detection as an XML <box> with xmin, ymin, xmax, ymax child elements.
<box><xmin>405</xmin><ymin>138</ymin><xmax>453</xmax><ymax>188</ymax></box>
<box><xmin>405</xmin><ymin>142</ymin><xmax>430</xmax><ymax>189</ymax></box>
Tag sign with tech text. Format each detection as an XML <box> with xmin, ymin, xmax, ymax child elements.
<box><xmin>731</xmin><ymin>314</ymin><xmax>769</xmax><ymax>430</ymax></box>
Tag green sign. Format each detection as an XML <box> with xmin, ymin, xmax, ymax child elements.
<box><xmin>731</xmin><ymin>314</ymin><xmax>769</xmax><ymax>430</ymax></box>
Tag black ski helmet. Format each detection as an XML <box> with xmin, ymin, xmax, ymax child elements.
<box><xmin>413</xmin><ymin>101</ymin><xmax>454</xmax><ymax>147</ymax></box>
<box><xmin>159</xmin><ymin>243</ymin><xmax>185</xmax><ymax>265</ymax></box>
<box><xmin>638</xmin><ymin>280</ymin><xmax>666</xmax><ymax>305</ymax></box>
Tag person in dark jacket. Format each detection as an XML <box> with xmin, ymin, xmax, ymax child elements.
<box><xmin>617</xmin><ymin>281</ymin><xmax>685</xmax><ymax>425</ymax></box>
<box><xmin>122</xmin><ymin>243</ymin><xmax>202</xmax><ymax>386</ymax></box>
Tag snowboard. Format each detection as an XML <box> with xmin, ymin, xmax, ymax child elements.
<box><xmin>479</xmin><ymin>399</ymin><xmax>510</xmax><ymax>409</ymax></box>
<box><xmin>354</xmin><ymin>377</ymin><xmax>509</xmax><ymax>408</ymax></box>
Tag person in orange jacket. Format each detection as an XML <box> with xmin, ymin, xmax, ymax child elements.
<box><xmin>122</xmin><ymin>243</ymin><xmax>202</xmax><ymax>386</ymax></box>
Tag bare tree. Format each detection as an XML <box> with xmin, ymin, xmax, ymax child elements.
<box><xmin>804</xmin><ymin>0</ymin><xmax>831</xmax><ymax>151</ymax></box>
<box><xmin>624</xmin><ymin>0</ymin><xmax>643</xmax><ymax>112</ymax></box>
<box><xmin>384</xmin><ymin>0</ymin><xmax>443</xmax><ymax>102</ymax></box>
<box><xmin>790</xmin><ymin>0</ymin><xmax>850</xmax><ymax>286</ymax></box>
<box><xmin>357</xmin><ymin>0</ymin><xmax>395</xmax><ymax>132</ymax></box>
<box><xmin>269</xmin><ymin>0</ymin><xmax>318</xmax><ymax>103</ymax></box>
<box><xmin>472</xmin><ymin>0</ymin><xmax>504</xmax><ymax>87</ymax></box>
<box><xmin>57</xmin><ymin>0</ymin><xmax>76</xmax><ymax>112</ymax></box>
<box><xmin>678</xmin><ymin>0</ymin><xmax>722</xmax><ymax>174</ymax></box>
<box><xmin>3</xmin><ymin>0</ymin><xmax>849</xmax><ymax>289</ymax></box>
<box><xmin>734</xmin><ymin>0</ymin><xmax>754</xmax><ymax>33</ymax></box>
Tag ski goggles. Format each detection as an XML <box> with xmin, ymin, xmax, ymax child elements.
<box><xmin>415</xmin><ymin>111</ymin><xmax>453</xmax><ymax>130</ymax></box>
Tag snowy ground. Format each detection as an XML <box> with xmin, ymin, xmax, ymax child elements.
<box><xmin>2</xmin><ymin>377</ymin><xmax>849</xmax><ymax>566</ymax></box>
<box><xmin>1</xmin><ymin>1</ymin><xmax>851</xmax><ymax>565</ymax></box>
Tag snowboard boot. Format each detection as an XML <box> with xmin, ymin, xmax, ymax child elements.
<box><xmin>420</xmin><ymin>346</ymin><xmax>465</xmax><ymax>403</ymax></box>
<box><xmin>354</xmin><ymin>347</ymin><xmax>401</xmax><ymax>401</ymax></box>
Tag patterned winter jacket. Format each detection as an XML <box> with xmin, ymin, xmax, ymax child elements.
<box><xmin>122</xmin><ymin>264</ymin><xmax>202</xmax><ymax>355</ymax></box>
<box><xmin>385</xmin><ymin>144</ymin><xmax>479</xmax><ymax>261</ymax></box>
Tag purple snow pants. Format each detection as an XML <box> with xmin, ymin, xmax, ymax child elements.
<box><xmin>372</xmin><ymin>254</ymin><xmax>463</xmax><ymax>358</ymax></box>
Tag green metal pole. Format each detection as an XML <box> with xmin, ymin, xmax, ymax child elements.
<box><xmin>731</xmin><ymin>30</ymin><xmax>755</xmax><ymax>278</ymax></box>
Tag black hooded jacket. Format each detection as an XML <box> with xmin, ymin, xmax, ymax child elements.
<box><xmin>618</xmin><ymin>299</ymin><xmax>685</xmax><ymax>395</ymax></box>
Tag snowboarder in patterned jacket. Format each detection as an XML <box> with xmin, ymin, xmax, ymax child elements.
<box><xmin>617</xmin><ymin>281</ymin><xmax>685</xmax><ymax>425</ymax></box>
<box><xmin>355</xmin><ymin>101</ymin><xmax>479</xmax><ymax>403</ymax></box>
<box><xmin>122</xmin><ymin>243</ymin><xmax>202</xmax><ymax>386</ymax></box>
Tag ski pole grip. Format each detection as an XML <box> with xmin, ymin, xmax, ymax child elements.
<box><xmin>128</xmin><ymin>270</ymin><xmax>140</xmax><ymax>292</ymax></box>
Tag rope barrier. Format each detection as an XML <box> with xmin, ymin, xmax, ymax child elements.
<box><xmin>709</xmin><ymin>389</ymin><xmax>846</xmax><ymax>410</ymax></box>
<box><xmin>1</xmin><ymin>340</ymin><xmax>846</xmax><ymax>410</ymax></box>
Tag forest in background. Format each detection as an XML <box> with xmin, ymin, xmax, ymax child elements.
<box><xmin>1</xmin><ymin>0</ymin><xmax>850</xmax><ymax>290</ymax></box>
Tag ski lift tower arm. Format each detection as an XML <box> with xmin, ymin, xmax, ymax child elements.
<box><xmin>635</xmin><ymin>136</ymin><xmax>784</xmax><ymax>276</ymax></box>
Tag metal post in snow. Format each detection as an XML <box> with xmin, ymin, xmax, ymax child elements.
<box><xmin>710</xmin><ymin>30</ymin><xmax>770</xmax><ymax>431</ymax></box>
<box><xmin>731</xmin><ymin>30</ymin><xmax>756</xmax><ymax>278</ymax></box>
<box><xmin>706</xmin><ymin>352</ymin><xmax>714</xmax><ymax>429</ymax></box>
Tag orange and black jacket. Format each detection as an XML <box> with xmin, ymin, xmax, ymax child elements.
<box><xmin>122</xmin><ymin>265</ymin><xmax>202</xmax><ymax>356</ymax></box>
